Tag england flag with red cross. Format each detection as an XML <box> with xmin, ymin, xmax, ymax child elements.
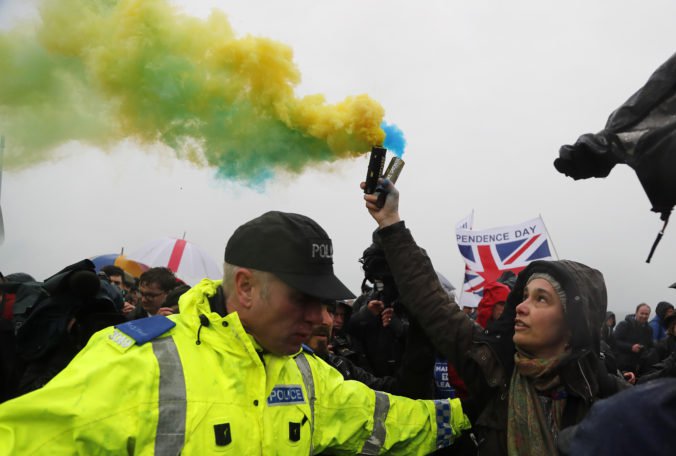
<box><xmin>455</xmin><ymin>215</ymin><xmax>556</xmax><ymax>308</ymax></box>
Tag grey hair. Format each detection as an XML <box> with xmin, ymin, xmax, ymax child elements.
<box><xmin>223</xmin><ymin>262</ymin><xmax>271</xmax><ymax>300</ymax></box>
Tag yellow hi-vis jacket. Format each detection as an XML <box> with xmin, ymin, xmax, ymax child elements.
<box><xmin>0</xmin><ymin>279</ymin><xmax>470</xmax><ymax>455</ymax></box>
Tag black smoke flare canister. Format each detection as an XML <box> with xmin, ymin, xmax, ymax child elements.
<box><xmin>364</xmin><ymin>146</ymin><xmax>386</xmax><ymax>194</ymax></box>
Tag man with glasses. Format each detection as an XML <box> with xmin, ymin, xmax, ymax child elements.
<box><xmin>129</xmin><ymin>267</ymin><xmax>178</xmax><ymax>319</ymax></box>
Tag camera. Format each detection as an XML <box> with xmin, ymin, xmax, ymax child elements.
<box><xmin>365</xmin><ymin>280</ymin><xmax>385</xmax><ymax>305</ymax></box>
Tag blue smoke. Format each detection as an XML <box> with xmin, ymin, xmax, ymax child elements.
<box><xmin>381</xmin><ymin>122</ymin><xmax>406</xmax><ymax>158</ymax></box>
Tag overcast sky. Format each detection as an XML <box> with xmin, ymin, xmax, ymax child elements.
<box><xmin>2</xmin><ymin>0</ymin><xmax>676</xmax><ymax>318</ymax></box>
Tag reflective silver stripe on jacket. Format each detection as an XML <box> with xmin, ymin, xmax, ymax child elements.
<box><xmin>294</xmin><ymin>353</ymin><xmax>315</xmax><ymax>455</ymax></box>
<box><xmin>359</xmin><ymin>391</ymin><xmax>390</xmax><ymax>455</ymax></box>
<box><xmin>152</xmin><ymin>337</ymin><xmax>186</xmax><ymax>456</ymax></box>
<box><xmin>434</xmin><ymin>399</ymin><xmax>453</xmax><ymax>449</ymax></box>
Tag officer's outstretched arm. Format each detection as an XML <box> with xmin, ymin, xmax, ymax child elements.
<box><xmin>309</xmin><ymin>355</ymin><xmax>470</xmax><ymax>455</ymax></box>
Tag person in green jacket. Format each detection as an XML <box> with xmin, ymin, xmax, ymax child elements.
<box><xmin>0</xmin><ymin>210</ymin><xmax>470</xmax><ymax>455</ymax></box>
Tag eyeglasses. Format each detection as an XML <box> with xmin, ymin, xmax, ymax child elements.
<box><xmin>140</xmin><ymin>291</ymin><xmax>166</xmax><ymax>299</ymax></box>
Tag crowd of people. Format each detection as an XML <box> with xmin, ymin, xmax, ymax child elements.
<box><xmin>0</xmin><ymin>180</ymin><xmax>674</xmax><ymax>454</ymax></box>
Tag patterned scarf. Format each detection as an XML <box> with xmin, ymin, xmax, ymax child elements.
<box><xmin>507</xmin><ymin>349</ymin><xmax>570</xmax><ymax>455</ymax></box>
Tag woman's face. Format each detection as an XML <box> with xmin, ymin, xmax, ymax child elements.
<box><xmin>513</xmin><ymin>278</ymin><xmax>569</xmax><ymax>358</ymax></box>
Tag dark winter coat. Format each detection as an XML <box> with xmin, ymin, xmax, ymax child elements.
<box><xmin>655</xmin><ymin>334</ymin><xmax>676</xmax><ymax>362</ymax></box>
<box><xmin>639</xmin><ymin>330</ymin><xmax>676</xmax><ymax>383</ymax></box>
<box><xmin>614</xmin><ymin>315</ymin><xmax>654</xmax><ymax>372</ymax></box>
<box><xmin>601</xmin><ymin>311</ymin><xmax>616</xmax><ymax>349</ymax></box>
<box><xmin>323</xmin><ymin>319</ymin><xmax>436</xmax><ymax>398</ymax></box>
<box><xmin>347</xmin><ymin>301</ymin><xmax>407</xmax><ymax>377</ymax></box>
<box><xmin>378</xmin><ymin>221</ymin><xmax>626</xmax><ymax>455</ymax></box>
<box><xmin>649</xmin><ymin>301</ymin><xmax>674</xmax><ymax>342</ymax></box>
<box><xmin>565</xmin><ymin>378</ymin><xmax>676</xmax><ymax>456</ymax></box>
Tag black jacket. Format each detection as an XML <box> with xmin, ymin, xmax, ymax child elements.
<box><xmin>601</xmin><ymin>311</ymin><xmax>616</xmax><ymax>349</ymax></box>
<box><xmin>347</xmin><ymin>300</ymin><xmax>408</xmax><ymax>377</ymax></box>
<box><xmin>614</xmin><ymin>315</ymin><xmax>654</xmax><ymax>372</ymax></box>
<box><xmin>655</xmin><ymin>334</ymin><xmax>676</xmax><ymax>361</ymax></box>
<box><xmin>323</xmin><ymin>352</ymin><xmax>397</xmax><ymax>392</ymax></box>
<box><xmin>324</xmin><ymin>319</ymin><xmax>436</xmax><ymax>399</ymax></box>
<box><xmin>638</xmin><ymin>334</ymin><xmax>676</xmax><ymax>383</ymax></box>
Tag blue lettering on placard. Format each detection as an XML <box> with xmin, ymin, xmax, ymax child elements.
<box><xmin>267</xmin><ymin>385</ymin><xmax>305</xmax><ymax>406</ymax></box>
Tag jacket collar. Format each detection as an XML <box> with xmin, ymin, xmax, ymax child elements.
<box><xmin>177</xmin><ymin>279</ymin><xmax>302</xmax><ymax>359</ymax></box>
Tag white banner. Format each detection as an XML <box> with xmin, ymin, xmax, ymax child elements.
<box><xmin>455</xmin><ymin>216</ymin><xmax>555</xmax><ymax>308</ymax></box>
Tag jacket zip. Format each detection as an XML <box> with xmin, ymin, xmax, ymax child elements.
<box><xmin>577</xmin><ymin>360</ymin><xmax>592</xmax><ymax>400</ymax></box>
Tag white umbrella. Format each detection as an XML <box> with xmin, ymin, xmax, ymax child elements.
<box><xmin>128</xmin><ymin>237</ymin><xmax>222</xmax><ymax>286</ymax></box>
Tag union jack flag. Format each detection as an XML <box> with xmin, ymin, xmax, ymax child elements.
<box><xmin>455</xmin><ymin>216</ymin><xmax>556</xmax><ymax>307</ymax></box>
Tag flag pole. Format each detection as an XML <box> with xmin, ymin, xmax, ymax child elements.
<box><xmin>539</xmin><ymin>213</ymin><xmax>559</xmax><ymax>260</ymax></box>
<box><xmin>455</xmin><ymin>210</ymin><xmax>475</xmax><ymax>308</ymax></box>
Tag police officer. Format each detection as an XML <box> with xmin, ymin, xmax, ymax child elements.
<box><xmin>0</xmin><ymin>211</ymin><xmax>470</xmax><ymax>455</ymax></box>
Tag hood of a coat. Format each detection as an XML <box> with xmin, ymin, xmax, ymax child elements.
<box><xmin>493</xmin><ymin>260</ymin><xmax>607</xmax><ymax>357</ymax></box>
<box><xmin>179</xmin><ymin>278</ymin><xmax>220</xmax><ymax>318</ymax></box>
<box><xmin>476</xmin><ymin>260</ymin><xmax>608</xmax><ymax>401</ymax></box>
<box><xmin>656</xmin><ymin>301</ymin><xmax>674</xmax><ymax>320</ymax></box>
<box><xmin>476</xmin><ymin>281</ymin><xmax>510</xmax><ymax>329</ymax></box>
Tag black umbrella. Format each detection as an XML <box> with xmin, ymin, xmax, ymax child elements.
<box><xmin>554</xmin><ymin>52</ymin><xmax>676</xmax><ymax>262</ymax></box>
